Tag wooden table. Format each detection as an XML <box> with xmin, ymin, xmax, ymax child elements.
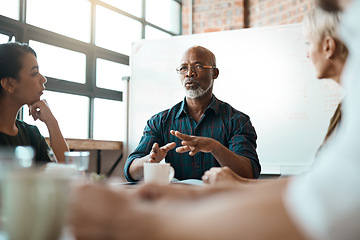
<box><xmin>46</xmin><ymin>138</ymin><xmax>123</xmax><ymax>175</ymax></box>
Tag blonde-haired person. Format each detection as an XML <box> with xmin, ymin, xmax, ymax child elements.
<box><xmin>202</xmin><ymin>6</ymin><xmax>348</xmax><ymax>186</ymax></box>
<box><xmin>303</xmin><ymin>6</ymin><xmax>347</xmax><ymax>149</ymax></box>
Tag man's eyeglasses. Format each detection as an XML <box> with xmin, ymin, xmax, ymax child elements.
<box><xmin>176</xmin><ymin>64</ymin><xmax>216</xmax><ymax>74</ymax></box>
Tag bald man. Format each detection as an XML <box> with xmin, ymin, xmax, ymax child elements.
<box><xmin>125</xmin><ymin>46</ymin><xmax>260</xmax><ymax>182</ymax></box>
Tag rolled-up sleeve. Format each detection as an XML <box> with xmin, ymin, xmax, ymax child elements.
<box><xmin>124</xmin><ymin>115</ymin><xmax>163</xmax><ymax>182</ymax></box>
<box><xmin>229</xmin><ymin>116</ymin><xmax>260</xmax><ymax>178</ymax></box>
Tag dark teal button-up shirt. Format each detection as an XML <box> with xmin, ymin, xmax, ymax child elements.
<box><xmin>125</xmin><ymin>95</ymin><xmax>260</xmax><ymax>181</ymax></box>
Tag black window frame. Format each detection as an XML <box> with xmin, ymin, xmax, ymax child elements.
<box><xmin>0</xmin><ymin>0</ymin><xmax>182</xmax><ymax>139</ymax></box>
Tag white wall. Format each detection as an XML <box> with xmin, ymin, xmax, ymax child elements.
<box><xmin>129</xmin><ymin>23</ymin><xmax>343</xmax><ymax>175</ymax></box>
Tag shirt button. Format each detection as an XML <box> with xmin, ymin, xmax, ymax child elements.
<box><xmin>196</xmin><ymin>165</ymin><xmax>200</xmax><ymax>169</ymax></box>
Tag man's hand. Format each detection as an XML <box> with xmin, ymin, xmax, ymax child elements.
<box><xmin>128</xmin><ymin>142</ymin><xmax>175</xmax><ymax>180</ymax></box>
<box><xmin>170</xmin><ymin>130</ymin><xmax>217</xmax><ymax>156</ymax></box>
<box><xmin>148</xmin><ymin>142</ymin><xmax>176</xmax><ymax>163</ymax></box>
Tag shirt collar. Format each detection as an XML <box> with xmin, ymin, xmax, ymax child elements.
<box><xmin>175</xmin><ymin>95</ymin><xmax>220</xmax><ymax>119</ymax></box>
<box><xmin>176</xmin><ymin>98</ymin><xmax>187</xmax><ymax>119</ymax></box>
<box><xmin>207</xmin><ymin>95</ymin><xmax>220</xmax><ymax>115</ymax></box>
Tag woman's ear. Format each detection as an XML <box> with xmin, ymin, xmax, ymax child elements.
<box><xmin>323</xmin><ymin>36</ymin><xmax>336</xmax><ymax>59</ymax></box>
<box><xmin>0</xmin><ymin>77</ymin><xmax>17</xmax><ymax>93</ymax></box>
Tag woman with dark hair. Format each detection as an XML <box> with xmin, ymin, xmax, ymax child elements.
<box><xmin>0</xmin><ymin>42</ymin><xmax>68</xmax><ymax>163</ymax></box>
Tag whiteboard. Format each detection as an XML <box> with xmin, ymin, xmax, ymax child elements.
<box><xmin>129</xmin><ymin>24</ymin><xmax>343</xmax><ymax>175</ymax></box>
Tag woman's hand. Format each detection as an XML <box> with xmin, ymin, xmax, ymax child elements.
<box><xmin>202</xmin><ymin>167</ymin><xmax>248</xmax><ymax>185</ymax></box>
<box><xmin>28</xmin><ymin>99</ymin><xmax>55</xmax><ymax>124</ymax></box>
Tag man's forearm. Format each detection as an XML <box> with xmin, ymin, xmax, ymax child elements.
<box><xmin>128</xmin><ymin>156</ymin><xmax>149</xmax><ymax>181</ymax></box>
<box><xmin>211</xmin><ymin>141</ymin><xmax>254</xmax><ymax>178</ymax></box>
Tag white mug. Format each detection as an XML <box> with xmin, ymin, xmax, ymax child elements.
<box><xmin>143</xmin><ymin>162</ymin><xmax>175</xmax><ymax>184</ymax></box>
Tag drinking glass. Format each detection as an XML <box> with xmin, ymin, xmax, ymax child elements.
<box><xmin>64</xmin><ymin>151</ymin><xmax>90</xmax><ymax>178</ymax></box>
<box><xmin>0</xmin><ymin>146</ymin><xmax>34</xmax><ymax>170</ymax></box>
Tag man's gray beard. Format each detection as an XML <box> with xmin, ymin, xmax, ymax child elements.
<box><xmin>184</xmin><ymin>80</ymin><xmax>213</xmax><ymax>98</ymax></box>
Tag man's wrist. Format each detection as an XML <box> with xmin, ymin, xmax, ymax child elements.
<box><xmin>210</xmin><ymin>139</ymin><xmax>222</xmax><ymax>154</ymax></box>
<box><xmin>129</xmin><ymin>157</ymin><xmax>148</xmax><ymax>181</ymax></box>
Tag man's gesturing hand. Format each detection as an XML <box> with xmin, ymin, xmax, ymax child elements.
<box><xmin>148</xmin><ymin>142</ymin><xmax>176</xmax><ymax>163</ymax></box>
<box><xmin>170</xmin><ymin>130</ymin><xmax>217</xmax><ymax>156</ymax></box>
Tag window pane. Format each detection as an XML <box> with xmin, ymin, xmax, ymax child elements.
<box><xmin>0</xmin><ymin>33</ymin><xmax>10</xmax><ymax>43</ymax></box>
<box><xmin>101</xmin><ymin>0</ymin><xmax>142</xmax><ymax>18</ymax></box>
<box><xmin>145</xmin><ymin>26</ymin><xmax>172</xmax><ymax>40</ymax></box>
<box><xmin>96</xmin><ymin>58</ymin><xmax>130</xmax><ymax>91</ymax></box>
<box><xmin>93</xmin><ymin>98</ymin><xmax>125</xmax><ymax>141</ymax></box>
<box><xmin>146</xmin><ymin>0</ymin><xmax>181</xmax><ymax>34</ymax></box>
<box><xmin>0</xmin><ymin>0</ymin><xmax>19</xmax><ymax>20</ymax></box>
<box><xmin>96</xmin><ymin>6</ymin><xmax>142</xmax><ymax>55</ymax></box>
<box><xmin>29</xmin><ymin>41</ymin><xmax>86</xmax><ymax>84</ymax></box>
<box><xmin>26</xmin><ymin>0</ymin><xmax>91</xmax><ymax>42</ymax></box>
<box><xmin>23</xmin><ymin>91</ymin><xmax>89</xmax><ymax>139</ymax></box>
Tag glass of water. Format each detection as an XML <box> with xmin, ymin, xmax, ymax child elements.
<box><xmin>0</xmin><ymin>146</ymin><xmax>34</xmax><ymax>170</ymax></box>
<box><xmin>64</xmin><ymin>151</ymin><xmax>90</xmax><ymax>178</ymax></box>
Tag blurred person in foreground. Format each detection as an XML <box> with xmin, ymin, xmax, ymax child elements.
<box><xmin>69</xmin><ymin>0</ymin><xmax>360</xmax><ymax>239</ymax></box>
<box><xmin>202</xmin><ymin>5</ymin><xmax>348</xmax><ymax>186</ymax></box>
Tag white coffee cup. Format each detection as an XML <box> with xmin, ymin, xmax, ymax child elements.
<box><xmin>2</xmin><ymin>169</ymin><xmax>71</xmax><ymax>240</ymax></box>
<box><xmin>143</xmin><ymin>162</ymin><xmax>175</xmax><ymax>184</ymax></box>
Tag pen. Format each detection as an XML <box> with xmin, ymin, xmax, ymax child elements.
<box><xmin>47</xmin><ymin>148</ymin><xmax>58</xmax><ymax>163</ymax></box>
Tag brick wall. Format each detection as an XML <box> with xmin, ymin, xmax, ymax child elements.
<box><xmin>182</xmin><ymin>0</ymin><xmax>314</xmax><ymax>34</ymax></box>
<box><xmin>249</xmin><ymin>0</ymin><xmax>313</xmax><ymax>27</ymax></box>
